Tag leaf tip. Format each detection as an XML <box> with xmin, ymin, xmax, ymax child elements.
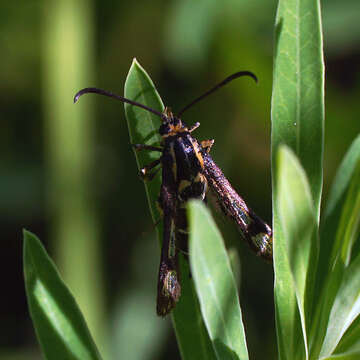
<box><xmin>23</xmin><ymin>229</ymin><xmax>39</xmax><ymax>242</ymax></box>
<box><xmin>130</xmin><ymin>57</ymin><xmax>143</xmax><ymax>72</ymax></box>
<box><xmin>23</xmin><ymin>228</ymin><xmax>33</xmax><ymax>242</ymax></box>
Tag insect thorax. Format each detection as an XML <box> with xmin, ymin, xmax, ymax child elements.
<box><xmin>162</xmin><ymin>126</ymin><xmax>207</xmax><ymax>204</ymax></box>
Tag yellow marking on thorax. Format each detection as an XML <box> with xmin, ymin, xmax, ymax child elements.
<box><xmin>190</xmin><ymin>138</ymin><xmax>204</xmax><ymax>169</ymax></box>
<box><xmin>195</xmin><ymin>173</ymin><xmax>207</xmax><ymax>199</ymax></box>
<box><xmin>162</xmin><ymin>124</ymin><xmax>188</xmax><ymax>138</ymax></box>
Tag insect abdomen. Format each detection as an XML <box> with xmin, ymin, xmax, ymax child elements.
<box><xmin>202</xmin><ymin>151</ymin><xmax>273</xmax><ymax>261</ymax></box>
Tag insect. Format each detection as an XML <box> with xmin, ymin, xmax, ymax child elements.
<box><xmin>74</xmin><ymin>71</ymin><xmax>272</xmax><ymax>316</ymax></box>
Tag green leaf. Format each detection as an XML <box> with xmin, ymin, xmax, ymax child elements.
<box><xmin>323</xmin><ymin>136</ymin><xmax>360</xmax><ymax>224</ymax></box>
<box><xmin>276</xmin><ymin>146</ymin><xmax>318</xmax><ymax>359</ymax></box>
<box><xmin>188</xmin><ymin>200</ymin><xmax>248</xmax><ymax>360</ymax></box>
<box><xmin>310</xmin><ymin>137</ymin><xmax>360</xmax><ymax>358</ymax></box>
<box><xmin>322</xmin><ymin>352</ymin><xmax>360</xmax><ymax>360</ymax></box>
<box><xmin>318</xmin><ymin>135</ymin><xmax>360</xmax><ymax>287</ymax></box>
<box><xmin>320</xmin><ymin>252</ymin><xmax>360</xmax><ymax>358</ymax></box>
<box><xmin>273</xmin><ymin>211</ymin><xmax>305</xmax><ymax>360</ymax></box>
<box><xmin>332</xmin><ymin>160</ymin><xmax>360</xmax><ymax>266</ymax></box>
<box><xmin>332</xmin><ymin>316</ymin><xmax>360</xmax><ymax>356</ymax></box>
<box><xmin>274</xmin><ymin>266</ymin><xmax>304</xmax><ymax>360</ymax></box>
<box><xmin>23</xmin><ymin>230</ymin><xmax>102</xmax><ymax>360</ymax></box>
<box><xmin>124</xmin><ymin>58</ymin><xmax>163</xmax><ymax>224</ymax></box>
<box><xmin>124</xmin><ymin>59</ymin><xmax>216</xmax><ymax>360</ymax></box>
<box><xmin>271</xmin><ymin>0</ymin><xmax>324</xmax><ymax>218</ymax></box>
<box><xmin>271</xmin><ymin>1</ymin><xmax>324</xmax><ymax>358</ymax></box>
<box><xmin>172</xmin><ymin>259</ymin><xmax>217</xmax><ymax>360</ymax></box>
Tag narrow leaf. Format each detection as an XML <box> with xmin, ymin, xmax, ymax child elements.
<box><xmin>332</xmin><ymin>160</ymin><xmax>360</xmax><ymax>266</ymax></box>
<box><xmin>172</xmin><ymin>259</ymin><xmax>217</xmax><ymax>360</ymax></box>
<box><xmin>322</xmin><ymin>352</ymin><xmax>360</xmax><ymax>360</ymax></box>
<box><xmin>320</xmin><ymin>253</ymin><xmax>360</xmax><ymax>358</ymax></box>
<box><xmin>323</xmin><ymin>135</ymin><xmax>360</xmax><ymax>222</ymax></box>
<box><xmin>124</xmin><ymin>58</ymin><xmax>163</xmax><ymax>224</ymax></box>
<box><xmin>273</xmin><ymin>215</ymin><xmax>305</xmax><ymax>360</ymax></box>
<box><xmin>310</xmin><ymin>138</ymin><xmax>360</xmax><ymax>358</ymax></box>
<box><xmin>124</xmin><ymin>59</ymin><xmax>216</xmax><ymax>360</ymax></box>
<box><xmin>318</xmin><ymin>135</ymin><xmax>360</xmax><ymax>288</ymax></box>
<box><xmin>271</xmin><ymin>0</ymin><xmax>324</xmax><ymax>217</ymax></box>
<box><xmin>276</xmin><ymin>146</ymin><xmax>318</xmax><ymax>358</ymax></box>
<box><xmin>332</xmin><ymin>316</ymin><xmax>360</xmax><ymax>356</ymax></box>
<box><xmin>189</xmin><ymin>200</ymin><xmax>248</xmax><ymax>360</ymax></box>
<box><xmin>23</xmin><ymin>230</ymin><xmax>102</xmax><ymax>360</ymax></box>
<box><xmin>271</xmin><ymin>0</ymin><xmax>324</xmax><ymax>358</ymax></box>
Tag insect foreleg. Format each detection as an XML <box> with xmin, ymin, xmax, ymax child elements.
<box><xmin>132</xmin><ymin>144</ymin><xmax>163</xmax><ymax>152</ymax></box>
<box><xmin>188</xmin><ymin>122</ymin><xmax>200</xmax><ymax>133</ymax></box>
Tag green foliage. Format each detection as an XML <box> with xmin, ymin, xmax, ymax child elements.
<box><xmin>123</xmin><ymin>59</ymin><xmax>164</xmax><ymax>225</ymax></box>
<box><xmin>23</xmin><ymin>1</ymin><xmax>360</xmax><ymax>359</ymax></box>
<box><xmin>23</xmin><ymin>230</ymin><xmax>102</xmax><ymax>360</ymax></box>
<box><xmin>271</xmin><ymin>0</ymin><xmax>324</xmax><ymax>358</ymax></box>
<box><xmin>271</xmin><ymin>0</ymin><xmax>324</xmax><ymax>218</ymax></box>
<box><xmin>188</xmin><ymin>200</ymin><xmax>248</xmax><ymax>360</ymax></box>
<box><xmin>271</xmin><ymin>1</ymin><xmax>360</xmax><ymax>360</ymax></box>
<box><xmin>276</xmin><ymin>146</ymin><xmax>318</xmax><ymax>359</ymax></box>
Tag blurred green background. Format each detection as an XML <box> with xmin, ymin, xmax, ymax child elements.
<box><xmin>1</xmin><ymin>0</ymin><xmax>359</xmax><ymax>359</ymax></box>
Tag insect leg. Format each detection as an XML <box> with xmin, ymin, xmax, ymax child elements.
<box><xmin>139</xmin><ymin>159</ymin><xmax>161</xmax><ymax>181</ymax></box>
<box><xmin>132</xmin><ymin>143</ymin><xmax>163</xmax><ymax>152</ymax></box>
<box><xmin>188</xmin><ymin>122</ymin><xmax>200</xmax><ymax>133</ymax></box>
<box><xmin>201</xmin><ymin>139</ymin><xmax>214</xmax><ymax>153</ymax></box>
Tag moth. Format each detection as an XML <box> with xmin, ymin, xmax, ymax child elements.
<box><xmin>74</xmin><ymin>71</ymin><xmax>272</xmax><ymax>316</ymax></box>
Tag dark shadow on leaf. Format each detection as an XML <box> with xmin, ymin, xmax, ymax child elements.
<box><xmin>213</xmin><ymin>338</ymin><xmax>240</xmax><ymax>360</ymax></box>
<box><xmin>274</xmin><ymin>18</ymin><xmax>283</xmax><ymax>63</ymax></box>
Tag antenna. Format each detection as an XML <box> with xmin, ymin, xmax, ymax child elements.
<box><xmin>73</xmin><ymin>87</ymin><xmax>166</xmax><ymax>120</ymax></box>
<box><xmin>177</xmin><ymin>71</ymin><xmax>257</xmax><ymax>117</ymax></box>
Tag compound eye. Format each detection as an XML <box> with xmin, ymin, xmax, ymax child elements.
<box><xmin>159</xmin><ymin>123</ymin><xmax>170</xmax><ymax>136</ymax></box>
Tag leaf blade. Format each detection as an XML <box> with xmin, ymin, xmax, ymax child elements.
<box><xmin>332</xmin><ymin>316</ymin><xmax>360</xmax><ymax>356</ymax></box>
<box><xmin>23</xmin><ymin>230</ymin><xmax>102</xmax><ymax>360</ymax></box>
<box><xmin>310</xmin><ymin>138</ymin><xmax>360</xmax><ymax>358</ymax></box>
<box><xmin>271</xmin><ymin>0</ymin><xmax>325</xmax><ymax>217</ymax></box>
<box><xmin>124</xmin><ymin>58</ymin><xmax>163</xmax><ymax>224</ymax></box>
<box><xmin>276</xmin><ymin>146</ymin><xmax>318</xmax><ymax>359</ymax></box>
<box><xmin>123</xmin><ymin>59</ymin><xmax>216</xmax><ymax>360</ymax></box>
<box><xmin>189</xmin><ymin>200</ymin><xmax>248</xmax><ymax>360</ymax></box>
<box><xmin>271</xmin><ymin>0</ymin><xmax>324</xmax><ymax>358</ymax></box>
<box><xmin>333</xmin><ymin>160</ymin><xmax>360</xmax><ymax>266</ymax></box>
<box><xmin>318</xmin><ymin>135</ymin><xmax>360</xmax><ymax>286</ymax></box>
<box><xmin>322</xmin><ymin>352</ymin><xmax>360</xmax><ymax>360</ymax></box>
<box><xmin>320</xmin><ymin>253</ymin><xmax>360</xmax><ymax>357</ymax></box>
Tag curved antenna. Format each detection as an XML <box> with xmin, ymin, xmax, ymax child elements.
<box><xmin>74</xmin><ymin>87</ymin><xmax>166</xmax><ymax>120</ymax></box>
<box><xmin>177</xmin><ymin>71</ymin><xmax>258</xmax><ymax>117</ymax></box>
